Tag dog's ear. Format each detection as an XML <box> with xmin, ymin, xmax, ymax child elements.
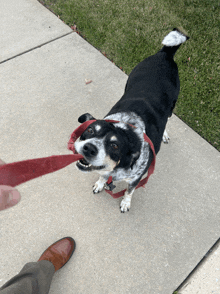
<box><xmin>130</xmin><ymin>151</ymin><xmax>140</xmax><ymax>169</ymax></box>
<box><xmin>78</xmin><ymin>113</ymin><xmax>96</xmax><ymax>123</ymax></box>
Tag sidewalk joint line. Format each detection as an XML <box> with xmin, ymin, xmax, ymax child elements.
<box><xmin>0</xmin><ymin>31</ymin><xmax>74</xmax><ymax>64</ymax></box>
<box><xmin>174</xmin><ymin>237</ymin><xmax>220</xmax><ymax>292</ymax></box>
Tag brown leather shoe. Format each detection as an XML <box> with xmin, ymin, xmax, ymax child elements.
<box><xmin>38</xmin><ymin>237</ymin><xmax>75</xmax><ymax>272</ymax></box>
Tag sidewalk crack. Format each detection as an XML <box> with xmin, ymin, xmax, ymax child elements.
<box><xmin>0</xmin><ymin>31</ymin><xmax>74</xmax><ymax>64</ymax></box>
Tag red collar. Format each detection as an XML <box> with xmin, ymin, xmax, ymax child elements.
<box><xmin>0</xmin><ymin>119</ymin><xmax>155</xmax><ymax>199</ymax></box>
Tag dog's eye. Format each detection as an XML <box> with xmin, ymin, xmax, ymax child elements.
<box><xmin>111</xmin><ymin>143</ymin><xmax>118</xmax><ymax>150</ymax></box>
<box><xmin>87</xmin><ymin>127</ymin><xmax>94</xmax><ymax>134</ymax></box>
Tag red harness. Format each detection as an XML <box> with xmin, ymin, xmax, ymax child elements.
<box><xmin>0</xmin><ymin>120</ymin><xmax>156</xmax><ymax>198</ymax></box>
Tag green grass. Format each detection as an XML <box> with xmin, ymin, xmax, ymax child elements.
<box><xmin>40</xmin><ymin>0</ymin><xmax>219</xmax><ymax>151</ymax></box>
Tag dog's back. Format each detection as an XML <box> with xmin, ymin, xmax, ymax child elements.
<box><xmin>106</xmin><ymin>28</ymin><xmax>189</xmax><ymax>153</ymax></box>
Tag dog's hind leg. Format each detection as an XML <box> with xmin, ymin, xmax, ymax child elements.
<box><xmin>162</xmin><ymin>129</ymin><xmax>170</xmax><ymax>143</ymax></box>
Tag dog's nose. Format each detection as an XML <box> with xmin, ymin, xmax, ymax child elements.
<box><xmin>83</xmin><ymin>143</ymin><xmax>98</xmax><ymax>158</ymax></box>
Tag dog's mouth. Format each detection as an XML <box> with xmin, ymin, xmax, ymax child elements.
<box><xmin>76</xmin><ymin>158</ymin><xmax>105</xmax><ymax>172</ymax></box>
<box><xmin>77</xmin><ymin>158</ymin><xmax>92</xmax><ymax>170</ymax></box>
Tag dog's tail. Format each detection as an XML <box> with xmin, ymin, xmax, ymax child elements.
<box><xmin>160</xmin><ymin>28</ymin><xmax>189</xmax><ymax>57</ymax></box>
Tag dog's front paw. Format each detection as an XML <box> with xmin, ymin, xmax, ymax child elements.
<box><xmin>162</xmin><ymin>129</ymin><xmax>170</xmax><ymax>143</ymax></box>
<box><xmin>93</xmin><ymin>179</ymin><xmax>105</xmax><ymax>194</ymax></box>
<box><xmin>120</xmin><ymin>197</ymin><xmax>131</xmax><ymax>213</ymax></box>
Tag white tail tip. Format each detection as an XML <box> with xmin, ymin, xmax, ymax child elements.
<box><xmin>162</xmin><ymin>30</ymin><xmax>187</xmax><ymax>46</ymax></box>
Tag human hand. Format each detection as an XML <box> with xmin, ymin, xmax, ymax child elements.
<box><xmin>0</xmin><ymin>159</ymin><xmax>21</xmax><ymax>211</ymax></box>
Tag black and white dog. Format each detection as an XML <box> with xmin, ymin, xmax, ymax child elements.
<box><xmin>75</xmin><ymin>28</ymin><xmax>189</xmax><ymax>212</ymax></box>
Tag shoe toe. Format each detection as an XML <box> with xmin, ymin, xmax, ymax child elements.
<box><xmin>38</xmin><ymin>237</ymin><xmax>75</xmax><ymax>272</ymax></box>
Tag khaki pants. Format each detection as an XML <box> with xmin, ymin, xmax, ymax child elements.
<box><xmin>0</xmin><ymin>261</ymin><xmax>55</xmax><ymax>294</ymax></box>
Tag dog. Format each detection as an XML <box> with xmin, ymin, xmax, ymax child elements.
<box><xmin>75</xmin><ymin>28</ymin><xmax>189</xmax><ymax>212</ymax></box>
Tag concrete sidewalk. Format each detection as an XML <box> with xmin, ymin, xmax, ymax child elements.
<box><xmin>0</xmin><ymin>0</ymin><xmax>220</xmax><ymax>293</ymax></box>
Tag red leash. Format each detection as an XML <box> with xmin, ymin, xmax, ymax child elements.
<box><xmin>0</xmin><ymin>120</ymin><xmax>99</xmax><ymax>187</ymax></box>
<box><xmin>0</xmin><ymin>120</ymin><xmax>156</xmax><ymax>198</ymax></box>
<box><xmin>0</xmin><ymin>154</ymin><xmax>83</xmax><ymax>187</ymax></box>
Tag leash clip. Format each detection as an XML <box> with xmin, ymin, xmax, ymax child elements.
<box><xmin>105</xmin><ymin>180</ymin><xmax>116</xmax><ymax>191</ymax></box>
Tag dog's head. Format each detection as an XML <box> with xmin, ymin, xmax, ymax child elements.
<box><xmin>75</xmin><ymin>113</ymin><xmax>141</xmax><ymax>172</ymax></box>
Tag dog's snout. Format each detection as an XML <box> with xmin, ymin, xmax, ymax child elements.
<box><xmin>83</xmin><ymin>143</ymin><xmax>98</xmax><ymax>157</ymax></box>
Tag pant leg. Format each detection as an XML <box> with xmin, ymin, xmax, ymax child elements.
<box><xmin>0</xmin><ymin>260</ymin><xmax>55</xmax><ymax>294</ymax></box>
